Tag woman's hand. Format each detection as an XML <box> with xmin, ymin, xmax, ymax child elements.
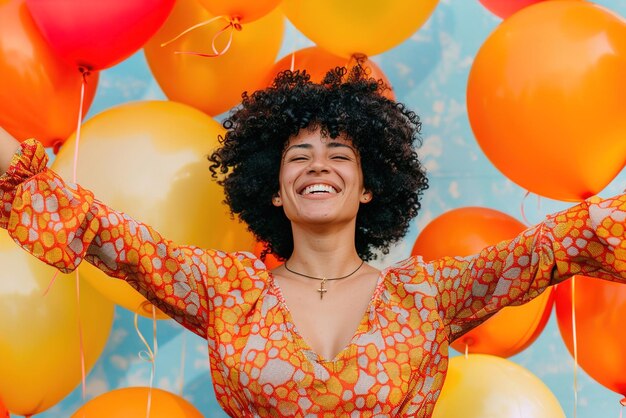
<box><xmin>0</xmin><ymin>127</ymin><xmax>20</xmax><ymax>176</ymax></box>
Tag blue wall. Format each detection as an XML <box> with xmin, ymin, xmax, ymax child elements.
<box><xmin>40</xmin><ymin>1</ymin><xmax>626</xmax><ymax>416</ymax></box>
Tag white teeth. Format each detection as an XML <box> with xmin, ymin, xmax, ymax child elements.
<box><xmin>302</xmin><ymin>184</ymin><xmax>338</xmax><ymax>195</ymax></box>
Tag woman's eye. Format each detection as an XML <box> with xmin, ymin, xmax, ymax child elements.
<box><xmin>331</xmin><ymin>155</ymin><xmax>351</xmax><ymax>160</ymax></box>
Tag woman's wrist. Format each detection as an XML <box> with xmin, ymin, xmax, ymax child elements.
<box><xmin>0</xmin><ymin>128</ymin><xmax>20</xmax><ymax>176</ymax></box>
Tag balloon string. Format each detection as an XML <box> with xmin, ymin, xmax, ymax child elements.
<box><xmin>179</xmin><ymin>331</ymin><xmax>187</xmax><ymax>396</ymax></box>
<box><xmin>289</xmin><ymin>50</ymin><xmax>296</xmax><ymax>72</ymax></box>
<box><xmin>44</xmin><ymin>69</ymin><xmax>88</xmax><ymax>297</ymax></box>
<box><xmin>134</xmin><ymin>308</ymin><xmax>158</xmax><ymax>418</ymax></box>
<box><xmin>76</xmin><ymin>268</ymin><xmax>87</xmax><ymax>401</ymax></box>
<box><xmin>520</xmin><ymin>190</ymin><xmax>531</xmax><ymax>226</ymax></box>
<box><xmin>464</xmin><ymin>343</ymin><xmax>468</xmax><ymax>359</ymax></box>
<box><xmin>175</xmin><ymin>20</ymin><xmax>238</xmax><ymax>58</ymax></box>
<box><xmin>160</xmin><ymin>15</ymin><xmax>226</xmax><ymax>47</ymax></box>
<box><xmin>72</xmin><ymin>69</ymin><xmax>88</xmax><ymax>184</ymax></box>
<box><xmin>43</xmin><ymin>270</ymin><xmax>60</xmax><ymax>296</ymax></box>
<box><xmin>161</xmin><ymin>16</ymin><xmax>242</xmax><ymax>58</ymax></box>
<box><xmin>572</xmin><ymin>277</ymin><xmax>579</xmax><ymax>418</ymax></box>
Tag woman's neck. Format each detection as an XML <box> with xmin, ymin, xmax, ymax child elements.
<box><xmin>287</xmin><ymin>222</ymin><xmax>363</xmax><ymax>277</ymax></box>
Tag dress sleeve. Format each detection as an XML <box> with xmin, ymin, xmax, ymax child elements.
<box><xmin>0</xmin><ymin>139</ymin><xmax>212</xmax><ymax>338</ymax></box>
<box><xmin>428</xmin><ymin>194</ymin><xmax>626</xmax><ymax>342</ymax></box>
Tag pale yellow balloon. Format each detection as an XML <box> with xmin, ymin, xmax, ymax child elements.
<box><xmin>0</xmin><ymin>230</ymin><xmax>114</xmax><ymax>416</ymax></box>
<box><xmin>144</xmin><ymin>0</ymin><xmax>284</xmax><ymax>116</ymax></box>
<box><xmin>433</xmin><ymin>354</ymin><xmax>565</xmax><ymax>418</ymax></box>
<box><xmin>281</xmin><ymin>0</ymin><xmax>439</xmax><ymax>58</ymax></box>
<box><xmin>52</xmin><ymin>100</ymin><xmax>255</xmax><ymax>318</ymax></box>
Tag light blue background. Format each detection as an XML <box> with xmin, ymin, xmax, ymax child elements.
<box><xmin>35</xmin><ymin>0</ymin><xmax>626</xmax><ymax>417</ymax></box>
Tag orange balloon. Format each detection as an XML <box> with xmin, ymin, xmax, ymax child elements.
<box><xmin>281</xmin><ymin>0</ymin><xmax>439</xmax><ymax>58</ymax></box>
<box><xmin>555</xmin><ymin>276</ymin><xmax>626</xmax><ymax>396</ymax></box>
<box><xmin>144</xmin><ymin>0</ymin><xmax>284</xmax><ymax>116</ymax></box>
<box><xmin>412</xmin><ymin>207</ymin><xmax>553</xmax><ymax>357</ymax></box>
<box><xmin>467</xmin><ymin>1</ymin><xmax>626</xmax><ymax>201</ymax></box>
<box><xmin>52</xmin><ymin>101</ymin><xmax>255</xmax><ymax>318</ymax></box>
<box><xmin>197</xmin><ymin>0</ymin><xmax>282</xmax><ymax>24</ymax></box>
<box><xmin>253</xmin><ymin>241</ymin><xmax>282</xmax><ymax>270</ymax></box>
<box><xmin>0</xmin><ymin>0</ymin><xmax>98</xmax><ymax>147</ymax></box>
<box><xmin>0</xmin><ymin>230</ymin><xmax>113</xmax><ymax>416</ymax></box>
<box><xmin>71</xmin><ymin>387</ymin><xmax>202</xmax><ymax>417</ymax></box>
<box><xmin>265</xmin><ymin>47</ymin><xmax>395</xmax><ymax>100</ymax></box>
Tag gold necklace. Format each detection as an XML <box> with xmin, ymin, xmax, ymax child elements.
<box><xmin>283</xmin><ymin>260</ymin><xmax>365</xmax><ymax>300</ymax></box>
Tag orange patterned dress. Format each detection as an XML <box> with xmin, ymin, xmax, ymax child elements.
<box><xmin>2</xmin><ymin>139</ymin><xmax>625</xmax><ymax>417</ymax></box>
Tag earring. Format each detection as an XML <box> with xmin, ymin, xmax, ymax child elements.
<box><xmin>273</xmin><ymin>196</ymin><xmax>281</xmax><ymax>204</ymax></box>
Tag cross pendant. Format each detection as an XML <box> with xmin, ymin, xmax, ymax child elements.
<box><xmin>317</xmin><ymin>278</ymin><xmax>328</xmax><ymax>300</ymax></box>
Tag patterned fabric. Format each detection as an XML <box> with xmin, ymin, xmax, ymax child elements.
<box><xmin>2</xmin><ymin>139</ymin><xmax>625</xmax><ymax>417</ymax></box>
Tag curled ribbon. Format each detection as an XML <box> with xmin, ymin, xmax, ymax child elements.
<box><xmin>135</xmin><ymin>304</ymin><xmax>159</xmax><ymax>418</ymax></box>
<box><xmin>160</xmin><ymin>15</ymin><xmax>242</xmax><ymax>58</ymax></box>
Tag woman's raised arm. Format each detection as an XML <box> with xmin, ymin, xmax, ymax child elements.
<box><xmin>0</xmin><ymin>137</ymin><xmax>219</xmax><ymax>337</ymax></box>
<box><xmin>420</xmin><ymin>194</ymin><xmax>625</xmax><ymax>342</ymax></box>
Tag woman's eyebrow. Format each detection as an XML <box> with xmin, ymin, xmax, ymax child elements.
<box><xmin>284</xmin><ymin>143</ymin><xmax>312</xmax><ymax>153</ymax></box>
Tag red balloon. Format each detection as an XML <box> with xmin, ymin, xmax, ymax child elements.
<box><xmin>0</xmin><ymin>397</ymin><xmax>8</xmax><ymax>418</ymax></box>
<box><xmin>478</xmin><ymin>0</ymin><xmax>546</xmax><ymax>19</ymax></box>
<box><xmin>412</xmin><ymin>207</ymin><xmax>554</xmax><ymax>357</ymax></box>
<box><xmin>555</xmin><ymin>276</ymin><xmax>626</xmax><ymax>397</ymax></box>
<box><xmin>264</xmin><ymin>47</ymin><xmax>395</xmax><ymax>100</ymax></box>
<box><xmin>25</xmin><ymin>0</ymin><xmax>175</xmax><ymax>70</ymax></box>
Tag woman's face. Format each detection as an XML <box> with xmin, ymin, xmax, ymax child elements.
<box><xmin>273</xmin><ymin>128</ymin><xmax>372</xmax><ymax>228</ymax></box>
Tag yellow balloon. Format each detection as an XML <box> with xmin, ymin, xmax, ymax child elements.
<box><xmin>0</xmin><ymin>230</ymin><xmax>114</xmax><ymax>416</ymax></box>
<box><xmin>52</xmin><ymin>100</ymin><xmax>255</xmax><ymax>318</ymax></box>
<box><xmin>433</xmin><ymin>354</ymin><xmax>565</xmax><ymax>418</ymax></box>
<box><xmin>144</xmin><ymin>0</ymin><xmax>284</xmax><ymax>116</ymax></box>
<box><xmin>281</xmin><ymin>0</ymin><xmax>439</xmax><ymax>58</ymax></box>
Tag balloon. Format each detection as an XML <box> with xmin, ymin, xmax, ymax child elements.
<box><xmin>144</xmin><ymin>0</ymin><xmax>284</xmax><ymax>116</ymax></box>
<box><xmin>412</xmin><ymin>207</ymin><xmax>553</xmax><ymax>357</ymax></box>
<box><xmin>198</xmin><ymin>0</ymin><xmax>282</xmax><ymax>24</ymax></box>
<box><xmin>264</xmin><ymin>47</ymin><xmax>395</xmax><ymax>100</ymax></box>
<box><xmin>555</xmin><ymin>276</ymin><xmax>626</xmax><ymax>396</ymax></box>
<box><xmin>478</xmin><ymin>0</ymin><xmax>545</xmax><ymax>19</ymax></box>
<box><xmin>0</xmin><ymin>230</ymin><xmax>114</xmax><ymax>416</ymax></box>
<box><xmin>467</xmin><ymin>1</ymin><xmax>626</xmax><ymax>201</ymax></box>
<box><xmin>0</xmin><ymin>0</ymin><xmax>98</xmax><ymax>148</ymax></box>
<box><xmin>0</xmin><ymin>398</ymin><xmax>8</xmax><ymax>418</ymax></box>
<box><xmin>25</xmin><ymin>0</ymin><xmax>175</xmax><ymax>70</ymax></box>
<box><xmin>281</xmin><ymin>0</ymin><xmax>439</xmax><ymax>58</ymax></box>
<box><xmin>433</xmin><ymin>354</ymin><xmax>565</xmax><ymax>418</ymax></box>
<box><xmin>71</xmin><ymin>387</ymin><xmax>202</xmax><ymax>417</ymax></box>
<box><xmin>51</xmin><ymin>101</ymin><xmax>255</xmax><ymax>318</ymax></box>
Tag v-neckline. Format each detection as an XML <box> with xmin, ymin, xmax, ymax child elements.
<box><xmin>267</xmin><ymin>267</ymin><xmax>390</xmax><ymax>363</ymax></box>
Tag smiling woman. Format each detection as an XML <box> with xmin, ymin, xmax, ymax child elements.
<box><xmin>0</xmin><ymin>67</ymin><xmax>625</xmax><ymax>417</ymax></box>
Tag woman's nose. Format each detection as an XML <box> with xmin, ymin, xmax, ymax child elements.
<box><xmin>307</xmin><ymin>158</ymin><xmax>330</xmax><ymax>174</ymax></box>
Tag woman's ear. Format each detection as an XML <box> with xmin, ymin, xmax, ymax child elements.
<box><xmin>360</xmin><ymin>190</ymin><xmax>373</xmax><ymax>204</ymax></box>
<box><xmin>272</xmin><ymin>193</ymin><xmax>282</xmax><ymax>207</ymax></box>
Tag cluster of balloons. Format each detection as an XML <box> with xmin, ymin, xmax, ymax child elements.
<box><xmin>2</xmin><ymin>0</ymin><xmax>625</xmax><ymax>415</ymax></box>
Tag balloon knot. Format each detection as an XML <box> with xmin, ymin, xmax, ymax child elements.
<box><xmin>230</xmin><ymin>17</ymin><xmax>243</xmax><ymax>31</ymax></box>
<box><xmin>620</xmin><ymin>397</ymin><xmax>626</xmax><ymax>407</ymax></box>
<box><xmin>78</xmin><ymin>66</ymin><xmax>92</xmax><ymax>82</ymax></box>
<box><xmin>52</xmin><ymin>140</ymin><xmax>63</xmax><ymax>155</ymax></box>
